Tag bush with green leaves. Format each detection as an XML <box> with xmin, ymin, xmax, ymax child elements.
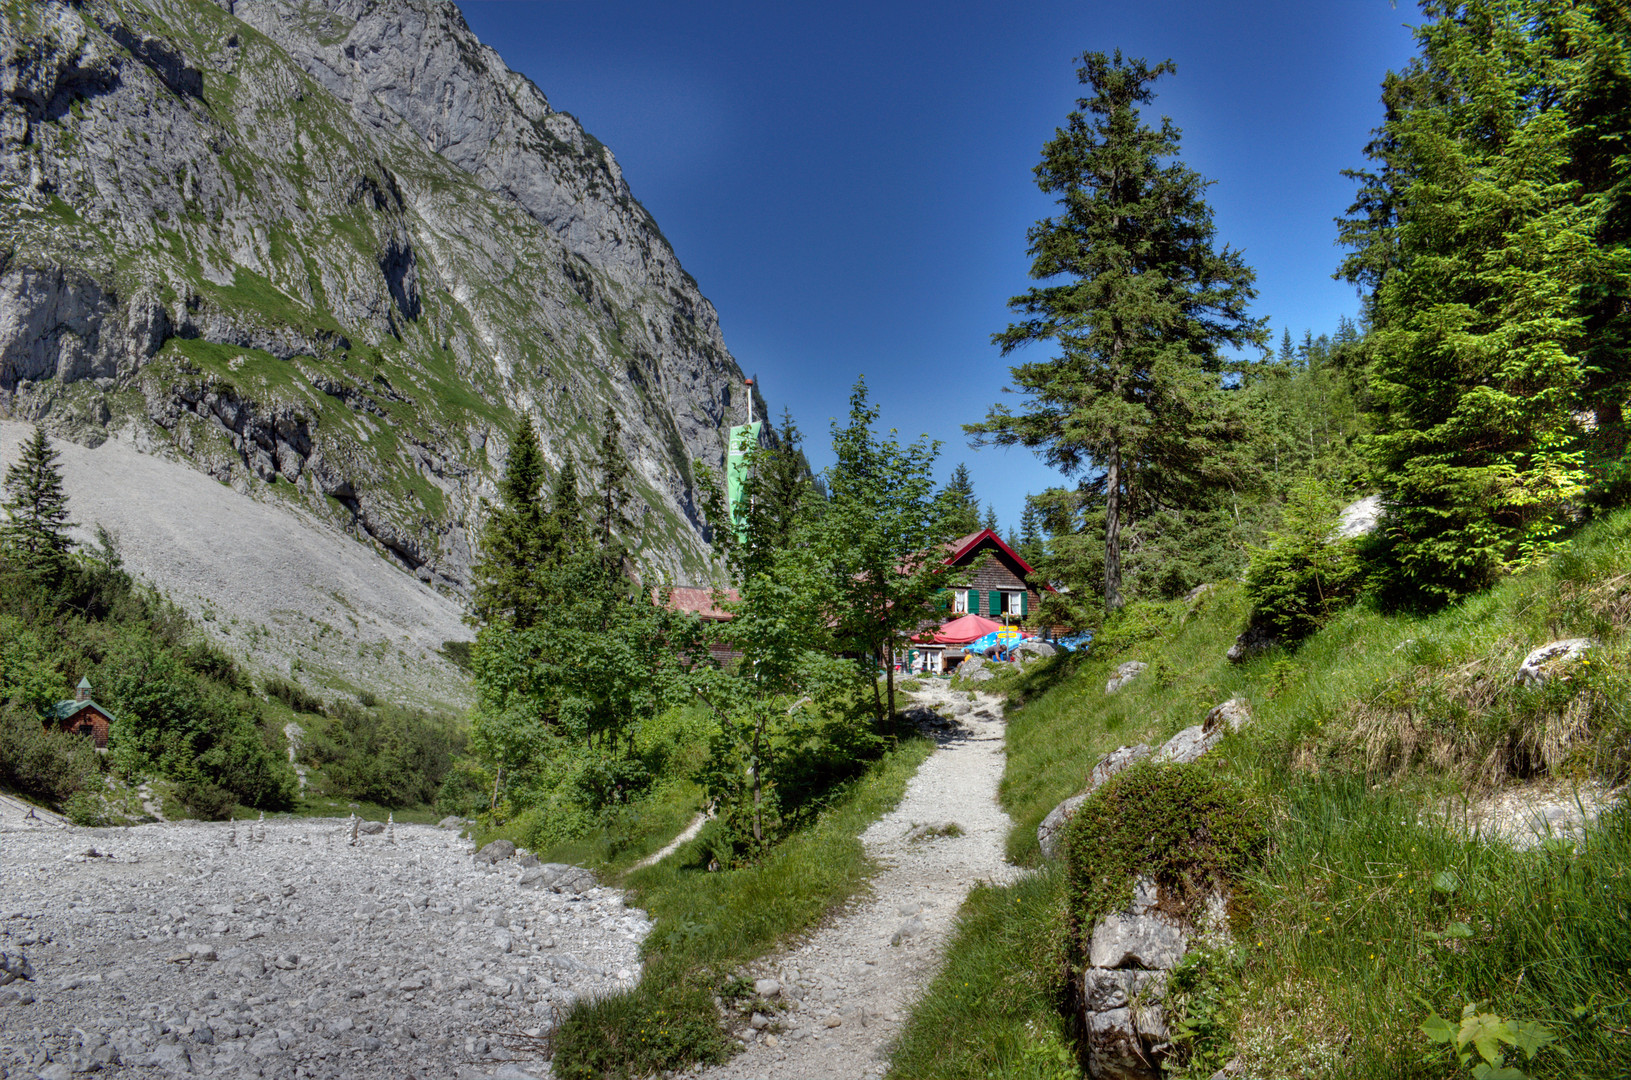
<box><xmin>0</xmin><ymin>693</ymin><xmax>98</xmax><ymax>803</ymax></box>
<box><xmin>303</xmin><ymin>700</ymin><xmax>464</xmax><ymax>808</ymax></box>
<box><xmin>1243</xmin><ymin>478</ymin><xmax>1363</xmax><ymax>641</ymax></box>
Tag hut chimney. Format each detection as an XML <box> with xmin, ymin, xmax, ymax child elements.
<box><xmin>76</xmin><ymin>676</ymin><xmax>92</xmax><ymax>703</ymax></box>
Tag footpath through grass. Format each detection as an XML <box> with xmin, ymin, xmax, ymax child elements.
<box><xmin>890</xmin><ymin>509</ymin><xmax>1631</xmax><ymax>1080</ymax></box>
<box><xmin>550</xmin><ymin>734</ymin><xmax>934</xmax><ymax>1079</ymax></box>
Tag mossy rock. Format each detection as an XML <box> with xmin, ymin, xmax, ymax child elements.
<box><xmin>1062</xmin><ymin>760</ymin><xmax>1266</xmax><ymax>939</ymax></box>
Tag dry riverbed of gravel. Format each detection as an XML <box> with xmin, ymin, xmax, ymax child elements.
<box><xmin>0</xmin><ymin>814</ymin><xmax>650</xmax><ymax>1080</ymax></box>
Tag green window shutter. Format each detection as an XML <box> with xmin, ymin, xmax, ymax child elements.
<box><xmin>968</xmin><ymin>589</ymin><xmax>979</xmax><ymax>615</ymax></box>
<box><xmin>989</xmin><ymin>590</ymin><xmax>1001</xmax><ymax>617</ymax></box>
<box><xmin>1021</xmin><ymin>591</ymin><xmax>1028</xmax><ymax>618</ymax></box>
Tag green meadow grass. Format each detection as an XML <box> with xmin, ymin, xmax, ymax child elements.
<box><xmin>891</xmin><ymin>508</ymin><xmax>1631</xmax><ymax>1080</ymax></box>
<box><xmin>550</xmin><ymin>734</ymin><xmax>935</xmax><ymax>1080</ymax></box>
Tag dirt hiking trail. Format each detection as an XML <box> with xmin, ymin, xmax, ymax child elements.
<box><xmin>694</xmin><ymin>679</ymin><xmax>1016</xmax><ymax>1079</ymax></box>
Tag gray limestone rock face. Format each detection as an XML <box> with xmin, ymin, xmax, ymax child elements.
<box><xmin>0</xmin><ymin>0</ymin><xmax>773</xmax><ymax>596</ymax></box>
<box><xmin>1336</xmin><ymin>494</ymin><xmax>1385</xmax><ymax>539</ymax></box>
<box><xmin>1516</xmin><ymin>638</ymin><xmax>1594</xmax><ymax>686</ymax></box>
<box><xmin>1105</xmin><ymin>662</ymin><xmax>1147</xmax><ymax>694</ymax></box>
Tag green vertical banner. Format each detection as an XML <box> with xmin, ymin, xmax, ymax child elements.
<box><xmin>726</xmin><ymin>422</ymin><xmax>761</xmax><ymax>540</ymax></box>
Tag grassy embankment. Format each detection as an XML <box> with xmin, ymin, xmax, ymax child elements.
<box><xmin>544</xmin><ymin>731</ymin><xmax>935</xmax><ymax>1079</ymax></box>
<box><xmin>458</xmin><ymin>687</ymin><xmax>937</xmax><ymax>1080</ymax></box>
<box><xmin>891</xmin><ymin>510</ymin><xmax>1631</xmax><ymax>1080</ymax></box>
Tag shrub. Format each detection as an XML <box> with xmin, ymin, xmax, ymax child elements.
<box><xmin>1062</xmin><ymin>760</ymin><xmax>1266</xmax><ymax>932</ymax></box>
<box><xmin>63</xmin><ymin>790</ymin><xmax>109</xmax><ymax>826</ymax></box>
<box><xmin>1243</xmin><ymin>478</ymin><xmax>1363</xmax><ymax>642</ymax></box>
<box><xmin>262</xmin><ymin>675</ymin><xmax>325</xmax><ymax>715</ymax></box>
<box><xmin>0</xmin><ymin>694</ymin><xmax>98</xmax><ymax>803</ymax></box>
<box><xmin>306</xmin><ymin>701</ymin><xmax>464</xmax><ymax>807</ymax></box>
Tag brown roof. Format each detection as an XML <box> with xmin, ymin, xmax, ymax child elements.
<box><xmin>661</xmin><ymin>586</ymin><xmax>739</xmax><ymax>621</ymax></box>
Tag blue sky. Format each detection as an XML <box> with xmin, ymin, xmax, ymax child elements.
<box><xmin>457</xmin><ymin>1</ymin><xmax>1423</xmax><ymax>534</ymax></box>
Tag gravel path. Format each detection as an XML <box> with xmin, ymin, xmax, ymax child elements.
<box><xmin>0</xmin><ymin>817</ymin><xmax>650</xmax><ymax>1080</ymax></box>
<box><xmin>0</xmin><ymin>421</ymin><xmax>471</xmax><ymax>711</ymax></box>
<box><xmin>696</xmin><ymin>679</ymin><xmax>1016</xmax><ymax>1080</ymax></box>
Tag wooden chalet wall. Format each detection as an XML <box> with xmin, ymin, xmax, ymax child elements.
<box><xmin>940</xmin><ymin>531</ymin><xmax>1047</xmax><ymax>627</ymax></box>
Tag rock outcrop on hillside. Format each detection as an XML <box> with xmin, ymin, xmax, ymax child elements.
<box><xmin>0</xmin><ymin>0</ymin><xmax>766</xmax><ymax>588</ymax></box>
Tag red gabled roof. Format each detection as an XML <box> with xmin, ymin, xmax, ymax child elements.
<box><xmin>942</xmin><ymin>528</ymin><xmax>1051</xmax><ymax>588</ymax></box>
<box><xmin>661</xmin><ymin>586</ymin><xmax>739</xmax><ymax>621</ymax></box>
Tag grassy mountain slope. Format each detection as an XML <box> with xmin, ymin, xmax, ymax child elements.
<box><xmin>0</xmin><ymin>0</ymin><xmax>765</xmax><ymax>589</ymax></box>
<box><xmin>890</xmin><ymin>510</ymin><xmax>1631</xmax><ymax>1079</ymax></box>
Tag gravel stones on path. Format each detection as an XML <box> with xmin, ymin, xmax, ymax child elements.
<box><xmin>699</xmin><ymin>679</ymin><xmax>1017</xmax><ymax>1080</ymax></box>
<box><xmin>0</xmin><ymin>817</ymin><xmax>653</xmax><ymax>1080</ymax></box>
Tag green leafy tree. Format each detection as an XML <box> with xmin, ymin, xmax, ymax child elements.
<box><xmin>821</xmin><ymin>378</ymin><xmax>952</xmax><ymax>724</ymax></box>
<box><xmin>2</xmin><ymin>427</ymin><xmax>74</xmax><ymax>582</ymax></box>
<box><xmin>969</xmin><ymin>51</ymin><xmax>1266</xmax><ymax>612</ymax></box>
<box><xmin>694</xmin><ymin>548</ymin><xmax>850</xmax><ymax>859</ymax></box>
<box><xmin>1339</xmin><ymin>0</ymin><xmax>1631</xmax><ymax>601</ymax></box>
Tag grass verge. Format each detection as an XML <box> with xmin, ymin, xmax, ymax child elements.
<box><xmin>887</xmin><ymin>866</ymin><xmax>1078</xmax><ymax>1080</ymax></box>
<box><xmin>551</xmin><ymin>734</ymin><xmax>935</xmax><ymax>1079</ymax></box>
<box><xmin>891</xmin><ymin>507</ymin><xmax>1631</xmax><ymax>1079</ymax></box>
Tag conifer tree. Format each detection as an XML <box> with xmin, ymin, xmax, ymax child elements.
<box><xmin>469</xmin><ymin>418</ymin><xmax>550</xmax><ymax>630</ymax></box>
<box><xmin>1018</xmin><ymin>498</ymin><xmax>1044</xmax><ymax>567</ymax></box>
<box><xmin>590</xmin><ymin>407</ymin><xmax>637</xmax><ymax>574</ymax></box>
<box><xmin>1</xmin><ymin>427</ymin><xmax>75</xmax><ymax>581</ymax></box>
<box><xmin>1338</xmin><ymin>0</ymin><xmax>1630</xmax><ymax>599</ymax></box>
<box><xmin>982</xmin><ymin>505</ymin><xmax>999</xmax><ymax>535</ymax></box>
<box><xmin>969</xmin><ymin>51</ymin><xmax>1265</xmax><ymax>612</ymax></box>
<box><xmin>943</xmin><ymin>463</ymin><xmax>981</xmax><ymax>537</ymax></box>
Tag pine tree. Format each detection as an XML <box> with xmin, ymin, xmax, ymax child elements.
<box><xmin>969</xmin><ymin>51</ymin><xmax>1265</xmax><ymax>612</ymax></box>
<box><xmin>982</xmin><ymin>505</ymin><xmax>999</xmax><ymax>534</ymax></box>
<box><xmin>1018</xmin><ymin>498</ymin><xmax>1044</xmax><ymax>567</ymax></box>
<box><xmin>469</xmin><ymin>418</ymin><xmax>551</xmax><ymax>629</ymax></box>
<box><xmin>943</xmin><ymin>463</ymin><xmax>981</xmax><ymax>537</ymax></box>
<box><xmin>590</xmin><ymin>407</ymin><xmax>638</xmax><ymax>574</ymax></box>
<box><xmin>1</xmin><ymin>427</ymin><xmax>75</xmax><ymax>581</ymax></box>
<box><xmin>1338</xmin><ymin>0</ymin><xmax>1629</xmax><ymax>600</ymax></box>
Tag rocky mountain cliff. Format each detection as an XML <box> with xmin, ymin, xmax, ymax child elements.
<box><xmin>0</xmin><ymin>0</ymin><xmax>766</xmax><ymax>589</ymax></box>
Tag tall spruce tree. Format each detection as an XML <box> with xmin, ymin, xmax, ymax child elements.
<box><xmin>1</xmin><ymin>427</ymin><xmax>75</xmax><ymax>581</ymax></box>
<box><xmin>968</xmin><ymin>51</ymin><xmax>1265</xmax><ymax>612</ymax></box>
<box><xmin>469</xmin><ymin>418</ymin><xmax>552</xmax><ymax>630</ymax></box>
<box><xmin>590</xmin><ymin>406</ymin><xmax>638</xmax><ymax>573</ymax></box>
<box><xmin>943</xmin><ymin>464</ymin><xmax>981</xmax><ymax>537</ymax></box>
<box><xmin>1338</xmin><ymin>0</ymin><xmax>1630</xmax><ymax>600</ymax></box>
<box><xmin>1018</xmin><ymin>498</ymin><xmax>1044</xmax><ymax>567</ymax></box>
